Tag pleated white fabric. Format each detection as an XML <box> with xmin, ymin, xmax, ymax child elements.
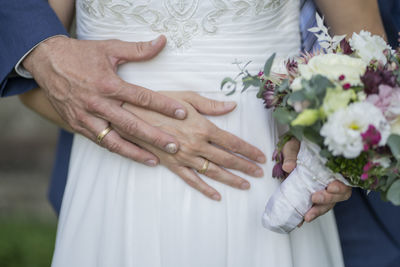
<box><xmin>52</xmin><ymin>1</ymin><xmax>345</xmax><ymax>266</ymax></box>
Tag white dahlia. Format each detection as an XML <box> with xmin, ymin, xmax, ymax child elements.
<box><xmin>349</xmin><ymin>31</ymin><xmax>392</xmax><ymax>65</ymax></box>
<box><xmin>320</xmin><ymin>102</ymin><xmax>391</xmax><ymax>158</ymax></box>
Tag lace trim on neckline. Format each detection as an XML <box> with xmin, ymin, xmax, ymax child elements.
<box><xmin>79</xmin><ymin>0</ymin><xmax>285</xmax><ymax>49</ymax></box>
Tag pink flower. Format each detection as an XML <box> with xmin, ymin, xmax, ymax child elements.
<box><xmin>363</xmin><ymin>161</ymin><xmax>374</xmax><ymax>172</ymax></box>
<box><xmin>366</xmin><ymin>85</ymin><xmax>400</xmax><ymax>121</ymax></box>
<box><xmin>361</xmin><ymin>124</ymin><xmax>381</xmax><ymax>151</ymax></box>
<box><xmin>361</xmin><ymin>173</ymin><xmax>369</xmax><ymax>181</ymax></box>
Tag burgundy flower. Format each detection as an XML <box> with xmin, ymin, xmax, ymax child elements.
<box><xmin>272</xmin><ymin>149</ymin><xmax>283</xmax><ymax>162</ymax></box>
<box><xmin>361</xmin><ymin>67</ymin><xmax>397</xmax><ymax>95</ymax></box>
<box><xmin>339</xmin><ymin>39</ymin><xmax>353</xmax><ymax>55</ymax></box>
<box><xmin>342</xmin><ymin>83</ymin><xmax>351</xmax><ymax>90</ymax></box>
<box><xmin>272</xmin><ymin>162</ymin><xmax>285</xmax><ymax>179</ymax></box>
<box><xmin>262</xmin><ymin>80</ymin><xmax>280</xmax><ymax>108</ymax></box>
<box><xmin>339</xmin><ymin>75</ymin><xmax>346</xmax><ymax>81</ymax></box>
<box><xmin>285</xmin><ymin>58</ymin><xmax>298</xmax><ymax>79</ymax></box>
<box><xmin>361</xmin><ymin>124</ymin><xmax>382</xmax><ymax>150</ymax></box>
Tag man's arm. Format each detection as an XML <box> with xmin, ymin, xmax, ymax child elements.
<box><xmin>0</xmin><ymin>0</ymin><xmax>68</xmax><ymax>97</ymax></box>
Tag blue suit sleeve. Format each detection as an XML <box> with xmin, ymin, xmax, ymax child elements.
<box><xmin>0</xmin><ymin>0</ymin><xmax>68</xmax><ymax>97</ymax></box>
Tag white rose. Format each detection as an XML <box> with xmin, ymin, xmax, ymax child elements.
<box><xmin>320</xmin><ymin>102</ymin><xmax>391</xmax><ymax>158</ymax></box>
<box><xmin>349</xmin><ymin>30</ymin><xmax>392</xmax><ymax>65</ymax></box>
<box><xmin>298</xmin><ymin>54</ymin><xmax>366</xmax><ymax>86</ymax></box>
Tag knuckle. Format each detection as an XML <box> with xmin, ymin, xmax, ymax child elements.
<box><xmin>134</xmin><ymin>41</ymin><xmax>147</xmax><ymax>57</ymax></box>
<box><xmin>105</xmin><ymin>140</ymin><xmax>121</xmax><ymax>153</ymax></box>
<box><xmin>124</xmin><ymin>120</ymin><xmax>139</xmax><ymax>135</ymax></box>
<box><xmin>135</xmin><ymin>90</ymin><xmax>153</xmax><ymax>107</ymax></box>
<box><xmin>97</xmin><ymin>77</ymin><xmax>119</xmax><ymax>96</ymax></box>
<box><xmin>86</xmin><ymin>97</ymin><xmax>103</xmax><ymax>112</ymax></box>
<box><xmin>185</xmin><ymin>176</ymin><xmax>199</xmax><ymax>189</ymax></box>
<box><xmin>344</xmin><ymin>191</ymin><xmax>352</xmax><ymax>200</ymax></box>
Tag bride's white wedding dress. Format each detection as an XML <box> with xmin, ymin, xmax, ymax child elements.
<box><xmin>52</xmin><ymin>1</ymin><xmax>344</xmax><ymax>266</ymax></box>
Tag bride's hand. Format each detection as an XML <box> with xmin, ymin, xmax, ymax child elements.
<box><xmin>281</xmin><ymin>138</ymin><xmax>352</xmax><ymax>223</ymax></box>
<box><xmin>118</xmin><ymin>91</ymin><xmax>266</xmax><ymax>201</ymax></box>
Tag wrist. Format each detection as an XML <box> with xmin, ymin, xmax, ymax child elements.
<box><xmin>22</xmin><ymin>35</ymin><xmax>70</xmax><ymax>74</ymax></box>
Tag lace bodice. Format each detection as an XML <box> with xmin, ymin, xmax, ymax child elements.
<box><xmin>78</xmin><ymin>0</ymin><xmax>295</xmax><ymax>49</ymax></box>
<box><xmin>76</xmin><ymin>0</ymin><xmax>300</xmax><ymax>94</ymax></box>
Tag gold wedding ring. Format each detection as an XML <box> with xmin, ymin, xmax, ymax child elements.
<box><xmin>97</xmin><ymin>126</ymin><xmax>113</xmax><ymax>144</ymax></box>
<box><xmin>198</xmin><ymin>159</ymin><xmax>210</xmax><ymax>174</ymax></box>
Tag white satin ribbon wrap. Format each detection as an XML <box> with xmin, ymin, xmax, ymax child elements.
<box><xmin>262</xmin><ymin>140</ymin><xmax>350</xmax><ymax>234</ymax></box>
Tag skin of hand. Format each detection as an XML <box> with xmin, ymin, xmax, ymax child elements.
<box><xmin>281</xmin><ymin>139</ymin><xmax>352</xmax><ymax>224</ymax></box>
<box><xmin>19</xmin><ymin>89</ymin><xmax>266</xmax><ymax>200</ymax></box>
<box><xmin>120</xmin><ymin>91</ymin><xmax>267</xmax><ymax>201</ymax></box>
<box><xmin>22</xmin><ymin>35</ymin><xmax>189</xmax><ymax>167</ymax></box>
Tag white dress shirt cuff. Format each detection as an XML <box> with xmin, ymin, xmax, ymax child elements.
<box><xmin>14</xmin><ymin>35</ymin><xmax>67</xmax><ymax>79</ymax></box>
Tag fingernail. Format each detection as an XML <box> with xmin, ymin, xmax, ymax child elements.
<box><xmin>212</xmin><ymin>194</ymin><xmax>221</xmax><ymax>201</ymax></box>
<box><xmin>224</xmin><ymin>101</ymin><xmax>236</xmax><ymax>109</ymax></box>
<box><xmin>330</xmin><ymin>185</ymin><xmax>340</xmax><ymax>193</ymax></box>
<box><xmin>257</xmin><ymin>156</ymin><xmax>266</xmax><ymax>163</ymax></box>
<box><xmin>240</xmin><ymin>182</ymin><xmax>250</xmax><ymax>190</ymax></box>
<box><xmin>165</xmin><ymin>143</ymin><xmax>178</xmax><ymax>154</ymax></box>
<box><xmin>151</xmin><ymin>36</ymin><xmax>161</xmax><ymax>46</ymax></box>
<box><xmin>254</xmin><ymin>169</ymin><xmax>264</xmax><ymax>177</ymax></box>
<box><xmin>174</xmin><ymin>109</ymin><xmax>186</xmax><ymax>119</ymax></box>
<box><xmin>145</xmin><ymin>160</ymin><xmax>158</xmax><ymax>167</ymax></box>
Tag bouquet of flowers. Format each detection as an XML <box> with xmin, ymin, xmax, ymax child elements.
<box><xmin>221</xmin><ymin>14</ymin><xmax>400</xmax><ymax>234</ymax></box>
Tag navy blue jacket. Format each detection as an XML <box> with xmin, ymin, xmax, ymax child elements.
<box><xmin>0</xmin><ymin>0</ymin><xmax>71</xmax><ymax>213</ymax></box>
<box><xmin>333</xmin><ymin>2</ymin><xmax>400</xmax><ymax>267</ymax></box>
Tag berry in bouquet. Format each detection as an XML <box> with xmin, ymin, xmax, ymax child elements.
<box><xmin>221</xmin><ymin>14</ymin><xmax>400</xmax><ymax>234</ymax></box>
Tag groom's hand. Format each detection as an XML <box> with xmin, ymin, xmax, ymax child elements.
<box><xmin>22</xmin><ymin>35</ymin><xmax>186</xmax><ymax>166</ymax></box>
<box><xmin>281</xmin><ymin>138</ymin><xmax>352</xmax><ymax>223</ymax></box>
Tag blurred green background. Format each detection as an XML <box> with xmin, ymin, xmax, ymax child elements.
<box><xmin>0</xmin><ymin>96</ymin><xmax>59</xmax><ymax>267</ymax></box>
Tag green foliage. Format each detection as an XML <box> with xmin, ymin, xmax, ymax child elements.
<box><xmin>296</xmin><ymin>75</ymin><xmax>334</xmax><ymax>108</ymax></box>
<box><xmin>263</xmin><ymin>53</ymin><xmax>276</xmax><ymax>77</ymax></box>
<box><xmin>242</xmin><ymin>75</ymin><xmax>261</xmax><ymax>93</ymax></box>
<box><xmin>388</xmin><ymin>134</ymin><xmax>400</xmax><ymax>160</ymax></box>
<box><xmin>387</xmin><ymin>180</ymin><xmax>400</xmax><ymax>205</ymax></box>
<box><xmin>220</xmin><ymin>77</ymin><xmax>237</xmax><ymax>95</ymax></box>
<box><xmin>272</xmin><ymin>108</ymin><xmax>296</xmax><ymax>124</ymax></box>
<box><xmin>0</xmin><ymin>219</ymin><xmax>56</xmax><ymax>267</ymax></box>
<box><xmin>325</xmin><ymin>153</ymin><xmax>368</xmax><ymax>186</ymax></box>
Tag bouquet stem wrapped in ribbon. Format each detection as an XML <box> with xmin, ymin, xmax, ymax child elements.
<box><xmin>222</xmin><ymin>14</ymin><xmax>400</xmax><ymax>234</ymax></box>
<box><xmin>263</xmin><ymin>140</ymin><xmax>350</xmax><ymax>233</ymax></box>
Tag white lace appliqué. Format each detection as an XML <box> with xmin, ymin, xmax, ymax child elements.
<box><xmin>80</xmin><ymin>0</ymin><xmax>284</xmax><ymax>49</ymax></box>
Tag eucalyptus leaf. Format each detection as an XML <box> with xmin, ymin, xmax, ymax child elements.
<box><xmin>263</xmin><ymin>53</ymin><xmax>276</xmax><ymax>77</ymax></box>
<box><xmin>272</xmin><ymin>108</ymin><xmax>295</xmax><ymax>124</ymax></box>
<box><xmin>387</xmin><ymin>180</ymin><xmax>400</xmax><ymax>205</ymax></box>
<box><xmin>303</xmin><ymin>127</ymin><xmax>323</xmax><ymax>146</ymax></box>
<box><xmin>388</xmin><ymin>134</ymin><xmax>400</xmax><ymax>160</ymax></box>
<box><xmin>288</xmin><ymin>90</ymin><xmax>306</xmax><ymax>102</ymax></box>
<box><xmin>221</xmin><ymin>77</ymin><xmax>236</xmax><ymax>90</ymax></box>
<box><xmin>289</xmin><ymin>126</ymin><xmax>305</xmax><ymax>141</ymax></box>
<box><xmin>241</xmin><ymin>75</ymin><xmax>261</xmax><ymax>93</ymax></box>
<box><xmin>277</xmin><ymin>79</ymin><xmax>289</xmax><ymax>93</ymax></box>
